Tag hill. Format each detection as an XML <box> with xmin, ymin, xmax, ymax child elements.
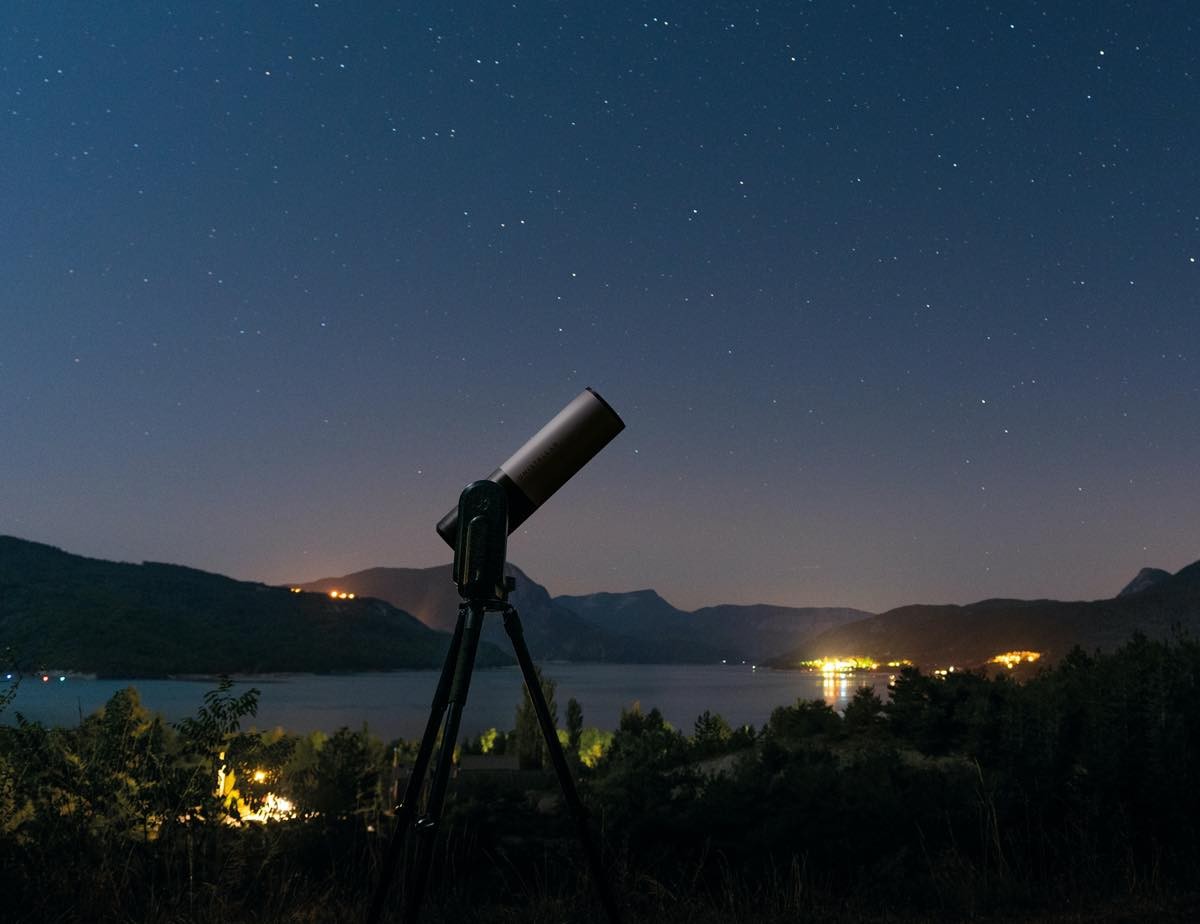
<box><xmin>1118</xmin><ymin>566</ymin><xmax>1172</xmax><ymax>597</ymax></box>
<box><xmin>0</xmin><ymin>536</ymin><xmax>510</xmax><ymax>676</ymax></box>
<box><xmin>555</xmin><ymin>590</ymin><xmax>870</xmax><ymax>661</ymax></box>
<box><xmin>297</xmin><ymin>564</ymin><xmax>711</xmax><ymax>663</ymax></box>
<box><xmin>768</xmin><ymin>559</ymin><xmax>1200</xmax><ymax>670</ymax></box>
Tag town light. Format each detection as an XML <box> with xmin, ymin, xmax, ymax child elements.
<box><xmin>989</xmin><ymin>650</ymin><xmax>1041</xmax><ymax>669</ymax></box>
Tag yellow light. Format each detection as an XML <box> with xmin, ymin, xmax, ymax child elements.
<box><xmin>252</xmin><ymin>769</ymin><xmax>267</xmax><ymax>783</ymax></box>
<box><xmin>803</xmin><ymin>656</ymin><xmax>880</xmax><ymax>674</ymax></box>
<box><xmin>329</xmin><ymin>590</ymin><xmax>339</xmax><ymax>599</ymax></box>
<box><xmin>263</xmin><ymin>794</ymin><xmax>295</xmax><ymax>819</ymax></box>
<box><xmin>347</xmin><ymin>593</ymin><xmax>356</xmax><ymax>599</ymax></box>
<box><xmin>988</xmin><ymin>650</ymin><xmax>1042</xmax><ymax>669</ymax></box>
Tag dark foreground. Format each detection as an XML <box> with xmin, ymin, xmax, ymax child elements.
<box><xmin>2</xmin><ymin>633</ymin><xmax>1199</xmax><ymax>922</ymax></box>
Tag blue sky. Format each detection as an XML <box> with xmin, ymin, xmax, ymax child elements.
<box><xmin>2</xmin><ymin>1</ymin><xmax>1197</xmax><ymax>611</ymax></box>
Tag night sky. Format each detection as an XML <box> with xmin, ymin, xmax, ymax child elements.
<box><xmin>2</xmin><ymin>2</ymin><xmax>1197</xmax><ymax>614</ymax></box>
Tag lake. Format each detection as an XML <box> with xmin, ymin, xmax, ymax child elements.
<box><xmin>2</xmin><ymin>664</ymin><xmax>892</xmax><ymax>741</ymax></box>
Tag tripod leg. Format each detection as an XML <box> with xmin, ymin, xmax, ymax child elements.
<box><xmin>502</xmin><ymin>606</ymin><xmax>622</xmax><ymax>924</ymax></box>
<box><xmin>366</xmin><ymin>605</ymin><xmax>467</xmax><ymax>924</ymax></box>
<box><xmin>401</xmin><ymin>599</ymin><xmax>487</xmax><ymax>923</ymax></box>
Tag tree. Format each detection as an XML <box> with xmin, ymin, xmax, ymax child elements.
<box><xmin>843</xmin><ymin>685</ymin><xmax>884</xmax><ymax>735</ymax></box>
<box><xmin>765</xmin><ymin>698</ymin><xmax>840</xmax><ymax>745</ymax></box>
<box><xmin>170</xmin><ymin>676</ymin><xmax>261</xmax><ymax>823</ymax></box>
<box><xmin>0</xmin><ymin>647</ymin><xmax>17</xmax><ymax>716</ymax></box>
<box><xmin>692</xmin><ymin>709</ymin><xmax>733</xmax><ymax>757</ymax></box>
<box><xmin>514</xmin><ymin>668</ymin><xmax>558</xmax><ymax>770</ymax></box>
<box><xmin>601</xmin><ymin>703</ymin><xmax>687</xmax><ymax>772</ymax></box>
<box><xmin>566</xmin><ymin>697</ymin><xmax>584</xmax><ymax>757</ymax></box>
<box><xmin>577</xmin><ymin>727</ymin><xmax>613</xmax><ymax>768</ymax></box>
<box><xmin>593</xmin><ymin>704</ymin><xmax>691</xmax><ymax>836</ymax></box>
<box><xmin>293</xmin><ymin>726</ymin><xmax>382</xmax><ymax>818</ymax></box>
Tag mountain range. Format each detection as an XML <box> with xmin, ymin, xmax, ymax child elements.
<box><xmin>553</xmin><ymin>590</ymin><xmax>868</xmax><ymax>662</ymax></box>
<box><xmin>299</xmin><ymin>564</ymin><xmax>689</xmax><ymax>663</ymax></box>
<box><xmin>0</xmin><ymin>536</ymin><xmax>509</xmax><ymax>676</ymax></box>
<box><xmin>3</xmin><ymin>533</ymin><xmax>1198</xmax><ymax>677</ymax></box>
<box><xmin>297</xmin><ymin>567</ymin><xmax>869</xmax><ymax>663</ymax></box>
<box><xmin>769</xmin><ymin>559</ymin><xmax>1200</xmax><ymax>670</ymax></box>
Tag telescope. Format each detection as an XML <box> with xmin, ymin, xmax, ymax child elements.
<box><xmin>368</xmin><ymin>387</ymin><xmax>625</xmax><ymax>924</ymax></box>
<box><xmin>435</xmin><ymin>387</ymin><xmax>625</xmax><ymax>546</ymax></box>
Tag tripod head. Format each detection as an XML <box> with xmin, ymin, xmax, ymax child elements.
<box><xmin>452</xmin><ymin>480</ymin><xmax>514</xmax><ymax>602</ymax></box>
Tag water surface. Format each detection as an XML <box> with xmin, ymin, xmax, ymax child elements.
<box><xmin>3</xmin><ymin>664</ymin><xmax>891</xmax><ymax>740</ymax></box>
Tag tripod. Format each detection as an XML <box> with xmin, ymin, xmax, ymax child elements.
<box><xmin>366</xmin><ymin>483</ymin><xmax>621</xmax><ymax>924</ymax></box>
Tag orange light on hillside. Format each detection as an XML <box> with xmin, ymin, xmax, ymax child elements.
<box><xmin>989</xmin><ymin>650</ymin><xmax>1041</xmax><ymax>669</ymax></box>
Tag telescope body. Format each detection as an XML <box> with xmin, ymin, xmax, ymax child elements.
<box><xmin>436</xmin><ymin>387</ymin><xmax>624</xmax><ymax>547</ymax></box>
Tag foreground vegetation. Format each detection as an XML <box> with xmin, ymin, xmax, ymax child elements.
<box><xmin>2</xmin><ymin>633</ymin><xmax>1199</xmax><ymax>922</ymax></box>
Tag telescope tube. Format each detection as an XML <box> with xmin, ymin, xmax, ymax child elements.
<box><xmin>436</xmin><ymin>387</ymin><xmax>625</xmax><ymax>547</ymax></box>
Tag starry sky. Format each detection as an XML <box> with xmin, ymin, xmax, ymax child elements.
<box><xmin>2</xmin><ymin>1</ymin><xmax>1197</xmax><ymax>614</ymax></box>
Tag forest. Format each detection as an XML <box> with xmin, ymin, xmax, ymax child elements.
<box><xmin>1</xmin><ymin>632</ymin><xmax>1198</xmax><ymax>922</ymax></box>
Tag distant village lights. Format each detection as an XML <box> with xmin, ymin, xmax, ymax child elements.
<box><xmin>796</xmin><ymin>653</ymin><xmax>1042</xmax><ymax>675</ymax></box>
<box><xmin>989</xmin><ymin>650</ymin><xmax>1042</xmax><ymax>669</ymax></box>
<box><xmin>288</xmin><ymin>585</ymin><xmax>358</xmax><ymax>599</ymax></box>
<box><xmin>797</xmin><ymin>656</ymin><xmax>904</xmax><ymax>673</ymax></box>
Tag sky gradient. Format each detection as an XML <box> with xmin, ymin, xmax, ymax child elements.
<box><xmin>2</xmin><ymin>1</ymin><xmax>1197</xmax><ymax>613</ymax></box>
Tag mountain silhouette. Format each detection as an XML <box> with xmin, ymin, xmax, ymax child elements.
<box><xmin>770</xmin><ymin>558</ymin><xmax>1200</xmax><ymax>669</ymax></box>
<box><xmin>297</xmin><ymin>564</ymin><xmax>717</xmax><ymax>662</ymax></box>
<box><xmin>0</xmin><ymin>536</ymin><xmax>509</xmax><ymax>676</ymax></box>
<box><xmin>1118</xmin><ymin>567</ymin><xmax>1172</xmax><ymax>597</ymax></box>
<box><xmin>7</xmin><ymin>532</ymin><xmax>1194</xmax><ymax>676</ymax></box>
<box><xmin>555</xmin><ymin>590</ymin><xmax>869</xmax><ymax>661</ymax></box>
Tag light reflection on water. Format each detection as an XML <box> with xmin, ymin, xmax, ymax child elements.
<box><xmin>821</xmin><ymin>669</ymin><xmax>890</xmax><ymax>705</ymax></box>
<box><xmin>2</xmin><ymin>665</ymin><xmax>892</xmax><ymax>741</ymax></box>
